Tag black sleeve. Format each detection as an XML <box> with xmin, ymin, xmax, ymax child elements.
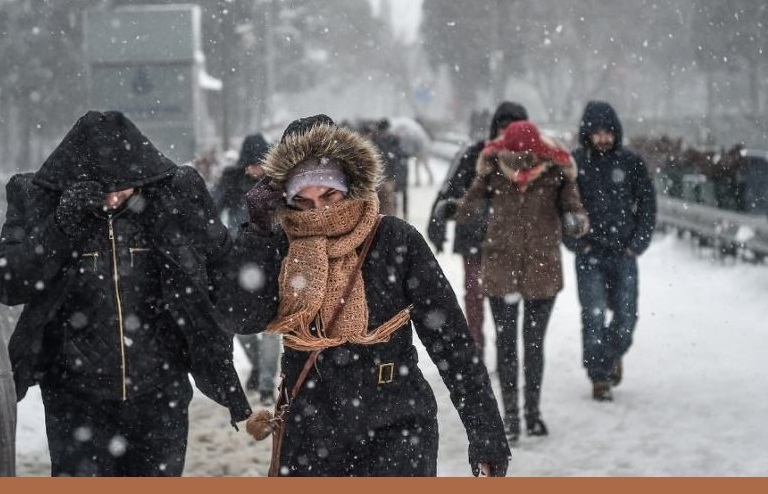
<box><xmin>0</xmin><ymin>174</ymin><xmax>74</xmax><ymax>305</ymax></box>
<box><xmin>213</xmin><ymin>224</ymin><xmax>285</xmax><ymax>335</ymax></box>
<box><xmin>400</xmin><ymin>219</ymin><xmax>510</xmax><ymax>465</ymax></box>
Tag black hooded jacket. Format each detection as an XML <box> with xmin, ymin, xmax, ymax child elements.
<box><xmin>427</xmin><ymin>102</ymin><xmax>528</xmax><ymax>256</ymax></box>
<box><xmin>0</xmin><ymin>111</ymin><xmax>250</xmax><ymax>425</ymax></box>
<box><xmin>564</xmin><ymin>101</ymin><xmax>657</xmax><ymax>255</ymax></box>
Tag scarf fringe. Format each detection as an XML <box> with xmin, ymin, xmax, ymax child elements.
<box><xmin>268</xmin><ymin>304</ymin><xmax>414</xmax><ymax>352</ymax></box>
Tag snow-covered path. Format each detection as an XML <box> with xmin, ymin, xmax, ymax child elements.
<box><xmin>14</xmin><ymin>157</ymin><xmax>768</xmax><ymax>476</ymax></box>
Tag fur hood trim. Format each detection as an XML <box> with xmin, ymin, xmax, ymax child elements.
<box><xmin>263</xmin><ymin>123</ymin><xmax>383</xmax><ymax>200</ymax></box>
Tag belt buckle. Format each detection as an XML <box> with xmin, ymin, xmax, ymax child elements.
<box><xmin>377</xmin><ymin>362</ymin><xmax>395</xmax><ymax>384</ymax></box>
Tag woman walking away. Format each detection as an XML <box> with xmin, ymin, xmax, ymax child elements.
<box><xmin>218</xmin><ymin>114</ymin><xmax>510</xmax><ymax>477</ymax></box>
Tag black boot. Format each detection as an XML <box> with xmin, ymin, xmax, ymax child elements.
<box><xmin>525</xmin><ymin>415</ymin><xmax>549</xmax><ymax>437</ymax></box>
<box><xmin>504</xmin><ymin>415</ymin><xmax>521</xmax><ymax>442</ymax></box>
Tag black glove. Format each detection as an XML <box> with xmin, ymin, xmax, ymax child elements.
<box><xmin>433</xmin><ymin>198</ymin><xmax>458</xmax><ymax>220</ymax></box>
<box><xmin>427</xmin><ymin>216</ymin><xmax>446</xmax><ymax>253</ymax></box>
<box><xmin>55</xmin><ymin>181</ymin><xmax>104</xmax><ymax>238</ymax></box>
<box><xmin>246</xmin><ymin>177</ymin><xmax>284</xmax><ymax>233</ymax></box>
<box><xmin>472</xmin><ymin>459</ymin><xmax>509</xmax><ymax>477</ymax></box>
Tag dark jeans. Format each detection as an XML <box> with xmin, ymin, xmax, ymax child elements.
<box><xmin>41</xmin><ymin>378</ymin><xmax>192</xmax><ymax>477</ymax></box>
<box><xmin>489</xmin><ymin>296</ymin><xmax>555</xmax><ymax>421</ymax></box>
<box><xmin>576</xmin><ymin>249</ymin><xmax>639</xmax><ymax>383</ymax></box>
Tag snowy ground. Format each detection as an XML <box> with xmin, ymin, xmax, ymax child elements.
<box><xmin>14</xmin><ymin>156</ymin><xmax>768</xmax><ymax>476</ymax></box>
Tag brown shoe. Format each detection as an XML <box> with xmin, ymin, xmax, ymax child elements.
<box><xmin>592</xmin><ymin>381</ymin><xmax>613</xmax><ymax>402</ymax></box>
<box><xmin>611</xmin><ymin>359</ymin><xmax>623</xmax><ymax>387</ymax></box>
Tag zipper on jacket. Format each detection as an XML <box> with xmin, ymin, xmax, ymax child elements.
<box><xmin>108</xmin><ymin>217</ymin><xmax>128</xmax><ymax>401</ymax></box>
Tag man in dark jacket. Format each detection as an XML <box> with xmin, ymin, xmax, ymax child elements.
<box><xmin>0</xmin><ymin>111</ymin><xmax>251</xmax><ymax>476</ymax></box>
<box><xmin>427</xmin><ymin>102</ymin><xmax>528</xmax><ymax>352</ymax></box>
<box><xmin>564</xmin><ymin>101</ymin><xmax>657</xmax><ymax>402</ymax></box>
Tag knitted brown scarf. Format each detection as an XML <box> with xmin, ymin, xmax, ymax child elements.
<box><xmin>265</xmin><ymin>197</ymin><xmax>412</xmax><ymax>351</ymax></box>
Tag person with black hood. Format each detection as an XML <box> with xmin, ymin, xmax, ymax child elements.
<box><xmin>427</xmin><ymin>101</ymin><xmax>529</xmax><ymax>353</ymax></box>
<box><xmin>564</xmin><ymin>101</ymin><xmax>657</xmax><ymax>402</ymax></box>
<box><xmin>217</xmin><ymin>114</ymin><xmax>510</xmax><ymax>477</ymax></box>
<box><xmin>0</xmin><ymin>110</ymin><xmax>251</xmax><ymax>476</ymax></box>
<box><xmin>211</xmin><ymin>133</ymin><xmax>281</xmax><ymax>405</ymax></box>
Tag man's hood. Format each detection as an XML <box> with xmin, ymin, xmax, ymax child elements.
<box><xmin>33</xmin><ymin>110</ymin><xmax>177</xmax><ymax>192</ymax></box>
<box><xmin>489</xmin><ymin>101</ymin><xmax>529</xmax><ymax>140</ymax></box>
<box><xmin>578</xmin><ymin>101</ymin><xmax>623</xmax><ymax>151</ymax></box>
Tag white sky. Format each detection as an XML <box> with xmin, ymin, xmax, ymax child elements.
<box><xmin>14</xmin><ymin>152</ymin><xmax>768</xmax><ymax>476</ymax></box>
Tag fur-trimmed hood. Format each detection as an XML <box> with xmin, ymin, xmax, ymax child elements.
<box><xmin>262</xmin><ymin>123</ymin><xmax>383</xmax><ymax>200</ymax></box>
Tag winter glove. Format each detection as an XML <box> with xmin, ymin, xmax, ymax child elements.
<box><xmin>433</xmin><ymin>198</ymin><xmax>458</xmax><ymax>221</ymax></box>
<box><xmin>54</xmin><ymin>180</ymin><xmax>105</xmax><ymax>238</ymax></box>
<box><xmin>427</xmin><ymin>216</ymin><xmax>446</xmax><ymax>253</ymax></box>
<box><xmin>475</xmin><ymin>153</ymin><xmax>497</xmax><ymax>179</ymax></box>
<box><xmin>472</xmin><ymin>459</ymin><xmax>509</xmax><ymax>477</ymax></box>
<box><xmin>562</xmin><ymin>211</ymin><xmax>590</xmax><ymax>238</ymax></box>
<box><xmin>246</xmin><ymin>176</ymin><xmax>284</xmax><ymax>233</ymax></box>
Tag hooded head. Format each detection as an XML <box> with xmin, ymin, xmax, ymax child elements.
<box><xmin>263</xmin><ymin>114</ymin><xmax>383</xmax><ymax>203</ymax></box>
<box><xmin>482</xmin><ymin>120</ymin><xmax>572</xmax><ymax>166</ymax></box>
<box><xmin>578</xmin><ymin>101</ymin><xmax>623</xmax><ymax>151</ymax></box>
<box><xmin>33</xmin><ymin>110</ymin><xmax>177</xmax><ymax>192</ymax></box>
<box><xmin>236</xmin><ymin>133</ymin><xmax>270</xmax><ymax>169</ymax></box>
<box><xmin>489</xmin><ymin>101</ymin><xmax>529</xmax><ymax>140</ymax></box>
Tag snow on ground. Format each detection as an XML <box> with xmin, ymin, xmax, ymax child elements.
<box><xmin>14</xmin><ymin>156</ymin><xmax>768</xmax><ymax>476</ymax></box>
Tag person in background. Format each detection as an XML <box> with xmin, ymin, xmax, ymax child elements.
<box><xmin>369</xmin><ymin>118</ymin><xmax>409</xmax><ymax>219</ymax></box>
<box><xmin>211</xmin><ymin>133</ymin><xmax>281</xmax><ymax>406</ymax></box>
<box><xmin>456</xmin><ymin>120</ymin><xmax>589</xmax><ymax>442</ymax></box>
<box><xmin>0</xmin><ymin>111</ymin><xmax>251</xmax><ymax>476</ymax></box>
<box><xmin>427</xmin><ymin>102</ymin><xmax>529</xmax><ymax>353</ymax></box>
<box><xmin>217</xmin><ymin>114</ymin><xmax>510</xmax><ymax>477</ymax></box>
<box><xmin>0</xmin><ymin>305</ymin><xmax>18</xmax><ymax>476</ymax></box>
<box><xmin>564</xmin><ymin>101</ymin><xmax>657</xmax><ymax>402</ymax></box>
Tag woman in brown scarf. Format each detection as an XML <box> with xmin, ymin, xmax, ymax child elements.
<box><xmin>218</xmin><ymin>115</ymin><xmax>509</xmax><ymax>477</ymax></box>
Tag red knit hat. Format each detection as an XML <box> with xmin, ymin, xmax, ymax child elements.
<box><xmin>482</xmin><ymin>121</ymin><xmax>571</xmax><ymax>166</ymax></box>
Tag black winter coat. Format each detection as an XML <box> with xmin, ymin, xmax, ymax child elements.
<box><xmin>217</xmin><ymin>215</ymin><xmax>510</xmax><ymax>474</ymax></box>
<box><xmin>427</xmin><ymin>141</ymin><xmax>485</xmax><ymax>256</ymax></box>
<box><xmin>0</xmin><ymin>110</ymin><xmax>252</xmax><ymax>426</ymax></box>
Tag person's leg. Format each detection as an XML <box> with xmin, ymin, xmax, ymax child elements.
<box><xmin>521</xmin><ymin>297</ymin><xmax>556</xmax><ymax>434</ymax></box>
<box><xmin>237</xmin><ymin>333</ymin><xmax>261</xmax><ymax>391</ymax></box>
<box><xmin>489</xmin><ymin>296</ymin><xmax>520</xmax><ymax>437</ymax></box>
<box><xmin>605</xmin><ymin>254</ymin><xmax>639</xmax><ymax>371</ymax></box>
<box><xmin>122</xmin><ymin>379</ymin><xmax>193</xmax><ymax>476</ymax></box>
<box><xmin>575</xmin><ymin>252</ymin><xmax>612</xmax><ymax>384</ymax></box>
<box><xmin>463</xmin><ymin>254</ymin><xmax>485</xmax><ymax>351</ymax></box>
<box><xmin>0</xmin><ymin>371</ymin><xmax>16</xmax><ymax>477</ymax></box>
<box><xmin>258</xmin><ymin>333</ymin><xmax>282</xmax><ymax>403</ymax></box>
<box><xmin>41</xmin><ymin>386</ymin><xmax>119</xmax><ymax>476</ymax></box>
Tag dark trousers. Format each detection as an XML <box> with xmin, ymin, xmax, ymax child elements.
<box><xmin>463</xmin><ymin>254</ymin><xmax>485</xmax><ymax>350</ymax></box>
<box><xmin>41</xmin><ymin>378</ymin><xmax>192</xmax><ymax>477</ymax></box>
<box><xmin>575</xmin><ymin>250</ymin><xmax>639</xmax><ymax>382</ymax></box>
<box><xmin>489</xmin><ymin>296</ymin><xmax>556</xmax><ymax>421</ymax></box>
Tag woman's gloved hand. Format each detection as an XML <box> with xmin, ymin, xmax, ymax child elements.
<box><xmin>246</xmin><ymin>177</ymin><xmax>285</xmax><ymax>233</ymax></box>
